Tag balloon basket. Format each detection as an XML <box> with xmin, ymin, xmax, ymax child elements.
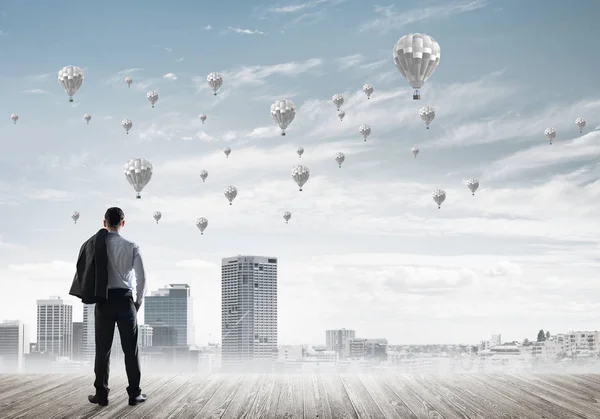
<box><xmin>69</xmin><ymin>98</ymin><xmax>74</xmax><ymax>103</ymax></box>
<box><xmin>299</xmin><ymin>188</ymin><xmax>302</xmax><ymax>192</ymax></box>
<box><xmin>281</xmin><ymin>132</ymin><xmax>286</xmax><ymax>136</ymax></box>
<box><xmin>136</xmin><ymin>194</ymin><xmax>141</xmax><ymax>199</ymax></box>
<box><xmin>229</xmin><ymin>203</ymin><xmax>232</xmax><ymax>205</ymax></box>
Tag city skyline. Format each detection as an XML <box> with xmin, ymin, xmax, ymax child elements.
<box><xmin>1</xmin><ymin>0</ymin><xmax>600</xmax><ymax>345</ymax></box>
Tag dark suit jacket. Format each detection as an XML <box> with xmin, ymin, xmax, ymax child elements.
<box><xmin>69</xmin><ymin>228</ymin><xmax>109</xmax><ymax>304</ymax></box>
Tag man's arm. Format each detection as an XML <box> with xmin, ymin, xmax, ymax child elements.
<box><xmin>133</xmin><ymin>244</ymin><xmax>147</xmax><ymax>307</ymax></box>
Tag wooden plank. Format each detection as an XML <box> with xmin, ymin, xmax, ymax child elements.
<box><xmin>339</xmin><ymin>374</ymin><xmax>385</xmax><ymax>418</ymax></box>
<box><xmin>87</xmin><ymin>374</ymin><xmax>181</xmax><ymax>419</ymax></box>
<box><xmin>139</xmin><ymin>375</ymin><xmax>210</xmax><ymax>419</ymax></box>
<box><xmin>497</xmin><ymin>374</ymin><xmax>600</xmax><ymax>418</ymax></box>
<box><xmin>0</xmin><ymin>374</ymin><xmax>72</xmax><ymax>405</ymax></box>
<box><xmin>165</xmin><ymin>374</ymin><xmax>227</xmax><ymax>419</ymax></box>
<box><xmin>320</xmin><ymin>374</ymin><xmax>358</xmax><ymax>419</ymax></box>
<box><xmin>522</xmin><ymin>374</ymin><xmax>600</xmax><ymax>406</ymax></box>
<box><xmin>192</xmin><ymin>374</ymin><xmax>244</xmax><ymax>419</ymax></box>
<box><xmin>469</xmin><ymin>374</ymin><xmax>585</xmax><ymax>419</ymax></box>
<box><xmin>2</xmin><ymin>374</ymin><xmax>91</xmax><ymax>419</ymax></box>
<box><xmin>441</xmin><ymin>374</ymin><xmax>535</xmax><ymax>419</ymax></box>
<box><xmin>357</xmin><ymin>373</ymin><xmax>421</xmax><ymax>419</ymax></box>
<box><xmin>546</xmin><ymin>374</ymin><xmax>600</xmax><ymax>399</ymax></box>
<box><xmin>313</xmin><ymin>374</ymin><xmax>334</xmax><ymax>419</ymax></box>
<box><xmin>220</xmin><ymin>374</ymin><xmax>263</xmax><ymax>419</ymax></box>
<box><xmin>274</xmin><ymin>374</ymin><xmax>304</xmax><ymax>418</ymax></box>
<box><xmin>302</xmin><ymin>374</ymin><xmax>318</xmax><ymax>419</ymax></box>
<box><xmin>116</xmin><ymin>375</ymin><xmax>191</xmax><ymax>418</ymax></box>
<box><xmin>244</xmin><ymin>374</ymin><xmax>280</xmax><ymax>419</ymax></box>
<box><xmin>382</xmin><ymin>373</ymin><xmax>447</xmax><ymax>418</ymax></box>
<box><xmin>289</xmin><ymin>374</ymin><xmax>304</xmax><ymax>418</ymax></box>
<box><xmin>49</xmin><ymin>374</ymin><xmax>129</xmax><ymax>419</ymax></box>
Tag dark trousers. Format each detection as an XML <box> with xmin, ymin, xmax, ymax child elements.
<box><xmin>94</xmin><ymin>289</ymin><xmax>142</xmax><ymax>399</ymax></box>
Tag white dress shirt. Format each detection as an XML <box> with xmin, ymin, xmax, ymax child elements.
<box><xmin>105</xmin><ymin>230</ymin><xmax>147</xmax><ymax>305</ymax></box>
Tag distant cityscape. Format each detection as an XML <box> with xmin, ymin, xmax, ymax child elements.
<box><xmin>1</xmin><ymin>255</ymin><xmax>600</xmax><ymax>374</ymax></box>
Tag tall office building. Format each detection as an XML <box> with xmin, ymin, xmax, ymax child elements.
<box><xmin>0</xmin><ymin>320</ymin><xmax>29</xmax><ymax>372</ymax></box>
<box><xmin>139</xmin><ymin>324</ymin><xmax>153</xmax><ymax>347</ymax></box>
<box><xmin>326</xmin><ymin>329</ymin><xmax>356</xmax><ymax>358</ymax></box>
<box><xmin>36</xmin><ymin>297</ymin><xmax>72</xmax><ymax>358</ymax></box>
<box><xmin>145</xmin><ymin>284</ymin><xmax>194</xmax><ymax>346</ymax></box>
<box><xmin>82</xmin><ymin>304</ymin><xmax>95</xmax><ymax>361</ymax></box>
<box><xmin>72</xmin><ymin>322</ymin><xmax>84</xmax><ymax>360</ymax></box>
<box><xmin>221</xmin><ymin>255</ymin><xmax>278</xmax><ymax>369</ymax></box>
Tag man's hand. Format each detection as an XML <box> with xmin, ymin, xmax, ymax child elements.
<box><xmin>134</xmin><ymin>302</ymin><xmax>141</xmax><ymax>312</ymax></box>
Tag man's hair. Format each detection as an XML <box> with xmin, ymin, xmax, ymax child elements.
<box><xmin>104</xmin><ymin>207</ymin><xmax>125</xmax><ymax>227</ymax></box>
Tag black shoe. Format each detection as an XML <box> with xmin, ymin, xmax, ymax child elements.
<box><xmin>88</xmin><ymin>394</ymin><xmax>109</xmax><ymax>406</ymax></box>
<box><xmin>129</xmin><ymin>394</ymin><xmax>147</xmax><ymax>406</ymax></box>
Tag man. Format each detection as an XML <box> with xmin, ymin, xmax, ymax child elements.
<box><xmin>87</xmin><ymin>207</ymin><xmax>148</xmax><ymax>407</ymax></box>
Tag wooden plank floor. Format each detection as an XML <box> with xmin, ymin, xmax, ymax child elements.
<box><xmin>2</xmin><ymin>373</ymin><xmax>600</xmax><ymax>418</ymax></box>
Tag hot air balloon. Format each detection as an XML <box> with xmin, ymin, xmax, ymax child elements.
<box><xmin>10</xmin><ymin>113</ymin><xmax>18</xmax><ymax>124</ymax></box>
<box><xmin>71</xmin><ymin>211</ymin><xmax>80</xmax><ymax>224</ymax></box>
<box><xmin>122</xmin><ymin>119</ymin><xmax>133</xmax><ymax>134</ymax></box>
<box><xmin>224</xmin><ymin>186</ymin><xmax>238</xmax><ymax>205</ymax></box>
<box><xmin>466</xmin><ymin>178</ymin><xmax>479</xmax><ymax>196</ymax></box>
<box><xmin>196</xmin><ymin>217</ymin><xmax>208</xmax><ymax>234</ymax></box>
<box><xmin>224</xmin><ymin>147</ymin><xmax>231</xmax><ymax>158</ymax></box>
<box><xmin>359</xmin><ymin>124</ymin><xmax>371</xmax><ymax>141</ymax></box>
<box><xmin>200</xmin><ymin>170</ymin><xmax>208</xmax><ymax>183</ymax></box>
<box><xmin>433</xmin><ymin>189</ymin><xmax>446</xmax><ymax>209</ymax></box>
<box><xmin>83</xmin><ymin>113</ymin><xmax>92</xmax><ymax>124</ymax></box>
<box><xmin>283</xmin><ymin>211</ymin><xmax>292</xmax><ymax>224</ymax></box>
<box><xmin>576</xmin><ymin>117</ymin><xmax>586</xmax><ymax>134</ymax></box>
<box><xmin>419</xmin><ymin>106</ymin><xmax>435</xmax><ymax>129</ymax></box>
<box><xmin>363</xmin><ymin>84</ymin><xmax>374</xmax><ymax>99</ymax></box>
<box><xmin>297</xmin><ymin>147</ymin><xmax>304</xmax><ymax>158</ymax></box>
<box><xmin>393</xmin><ymin>34</ymin><xmax>440</xmax><ymax>100</ymax></box>
<box><xmin>332</xmin><ymin>94</ymin><xmax>344</xmax><ymax>111</ymax></box>
<box><xmin>58</xmin><ymin>66</ymin><xmax>84</xmax><ymax>102</ymax></box>
<box><xmin>199</xmin><ymin>113</ymin><xmax>207</xmax><ymax>124</ymax></box>
<box><xmin>124</xmin><ymin>158</ymin><xmax>153</xmax><ymax>199</ymax></box>
<box><xmin>207</xmin><ymin>72</ymin><xmax>224</xmax><ymax>95</ymax></box>
<box><xmin>125</xmin><ymin>76</ymin><xmax>133</xmax><ymax>88</ymax></box>
<box><xmin>270</xmin><ymin>99</ymin><xmax>296</xmax><ymax>136</ymax></box>
<box><xmin>153</xmin><ymin>211</ymin><xmax>162</xmax><ymax>223</ymax></box>
<box><xmin>334</xmin><ymin>152</ymin><xmax>345</xmax><ymax>168</ymax></box>
<box><xmin>412</xmin><ymin>147</ymin><xmax>419</xmax><ymax>158</ymax></box>
<box><xmin>292</xmin><ymin>165</ymin><xmax>310</xmax><ymax>191</ymax></box>
<box><xmin>147</xmin><ymin>91</ymin><xmax>159</xmax><ymax>108</ymax></box>
<box><xmin>544</xmin><ymin>128</ymin><xmax>556</xmax><ymax>145</ymax></box>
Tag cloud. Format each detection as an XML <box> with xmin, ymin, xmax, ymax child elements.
<box><xmin>0</xmin><ymin>235</ymin><xmax>26</xmax><ymax>251</ymax></box>
<box><xmin>265</xmin><ymin>0</ymin><xmax>344</xmax><ymax>13</ymax></box>
<box><xmin>204</xmin><ymin>25</ymin><xmax>212</xmax><ymax>30</ymax></box>
<box><xmin>106</xmin><ymin>68</ymin><xmax>159</xmax><ymax>91</ymax></box>
<box><xmin>21</xmin><ymin>89</ymin><xmax>49</xmax><ymax>94</ymax></box>
<box><xmin>7</xmin><ymin>260</ymin><xmax>74</xmax><ymax>281</ymax></box>
<box><xmin>163</xmin><ymin>73</ymin><xmax>178</xmax><ymax>80</ymax></box>
<box><xmin>33</xmin><ymin>152</ymin><xmax>91</xmax><ymax>171</ymax></box>
<box><xmin>360</xmin><ymin>0</ymin><xmax>488</xmax><ymax>33</ymax></box>
<box><xmin>334</xmin><ymin>54</ymin><xmax>387</xmax><ymax>73</ymax></box>
<box><xmin>176</xmin><ymin>57</ymin><xmax>184</xmax><ymax>63</ymax></box>
<box><xmin>227</xmin><ymin>27</ymin><xmax>265</xmax><ymax>35</ymax></box>
<box><xmin>27</xmin><ymin>73</ymin><xmax>54</xmax><ymax>82</ymax></box>
<box><xmin>24</xmin><ymin>189</ymin><xmax>74</xmax><ymax>202</ymax></box>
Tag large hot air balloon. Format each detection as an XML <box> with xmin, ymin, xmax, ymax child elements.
<box><xmin>412</xmin><ymin>146</ymin><xmax>419</xmax><ymax>158</ymax></box>
<box><xmin>83</xmin><ymin>113</ymin><xmax>92</xmax><ymax>124</ymax></box>
<box><xmin>297</xmin><ymin>147</ymin><xmax>304</xmax><ymax>158</ymax></box>
<box><xmin>292</xmin><ymin>165</ymin><xmax>310</xmax><ymax>191</ymax></box>
<box><xmin>338</xmin><ymin>110</ymin><xmax>345</xmax><ymax>121</ymax></box>
<box><xmin>283</xmin><ymin>211</ymin><xmax>292</xmax><ymax>224</ymax></box>
<box><xmin>466</xmin><ymin>178</ymin><xmax>479</xmax><ymax>196</ymax></box>
<box><xmin>122</xmin><ymin>119</ymin><xmax>133</xmax><ymax>134</ymax></box>
<box><xmin>544</xmin><ymin>128</ymin><xmax>556</xmax><ymax>145</ymax></box>
<box><xmin>359</xmin><ymin>124</ymin><xmax>371</xmax><ymax>141</ymax></box>
<box><xmin>224</xmin><ymin>186</ymin><xmax>238</xmax><ymax>205</ymax></box>
<box><xmin>207</xmin><ymin>72</ymin><xmax>224</xmax><ymax>95</ymax></box>
<box><xmin>270</xmin><ymin>99</ymin><xmax>296</xmax><ymax>136</ymax></box>
<box><xmin>196</xmin><ymin>217</ymin><xmax>208</xmax><ymax>234</ymax></box>
<box><xmin>419</xmin><ymin>106</ymin><xmax>435</xmax><ymax>129</ymax></box>
<box><xmin>363</xmin><ymin>84</ymin><xmax>374</xmax><ymax>99</ymax></box>
<box><xmin>199</xmin><ymin>113</ymin><xmax>207</xmax><ymax>124</ymax></box>
<box><xmin>334</xmin><ymin>152</ymin><xmax>345</xmax><ymax>168</ymax></box>
<box><xmin>124</xmin><ymin>158</ymin><xmax>153</xmax><ymax>199</ymax></box>
<box><xmin>332</xmin><ymin>94</ymin><xmax>344</xmax><ymax>111</ymax></box>
<box><xmin>393</xmin><ymin>34</ymin><xmax>440</xmax><ymax>100</ymax></box>
<box><xmin>224</xmin><ymin>147</ymin><xmax>231</xmax><ymax>158</ymax></box>
<box><xmin>433</xmin><ymin>189</ymin><xmax>446</xmax><ymax>209</ymax></box>
<box><xmin>147</xmin><ymin>91</ymin><xmax>159</xmax><ymax>108</ymax></box>
<box><xmin>58</xmin><ymin>66</ymin><xmax>84</xmax><ymax>102</ymax></box>
<box><xmin>200</xmin><ymin>170</ymin><xmax>208</xmax><ymax>183</ymax></box>
<box><xmin>71</xmin><ymin>211</ymin><xmax>80</xmax><ymax>224</ymax></box>
<box><xmin>125</xmin><ymin>76</ymin><xmax>133</xmax><ymax>88</ymax></box>
<box><xmin>10</xmin><ymin>113</ymin><xmax>18</xmax><ymax>124</ymax></box>
<box><xmin>576</xmin><ymin>117</ymin><xmax>586</xmax><ymax>134</ymax></box>
<box><xmin>153</xmin><ymin>211</ymin><xmax>162</xmax><ymax>223</ymax></box>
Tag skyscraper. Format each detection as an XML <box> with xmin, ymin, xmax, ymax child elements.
<box><xmin>326</xmin><ymin>329</ymin><xmax>356</xmax><ymax>358</ymax></box>
<box><xmin>0</xmin><ymin>320</ymin><xmax>29</xmax><ymax>372</ymax></box>
<box><xmin>82</xmin><ymin>304</ymin><xmax>95</xmax><ymax>361</ymax></box>
<box><xmin>145</xmin><ymin>284</ymin><xmax>194</xmax><ymax>346</ymax></box>
<box><xmin>36</xmin><ymin>297</ymin><xmax>72</xmax><ymax>358</ymax></box>
<box><xmin>72</xmin><ymin>322</ymin><xmax>84</xmax><ymax>360</ymax></box>
<box><xmin>221</xmin><ymin>255</ymin><xmax>278</xmax><ymax>370</ymax></box>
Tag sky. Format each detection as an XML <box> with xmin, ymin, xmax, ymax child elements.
<box><xmin>1</xmin><ymin>0</ymin><xmax>600</xmax><ymax>346</ymax></box>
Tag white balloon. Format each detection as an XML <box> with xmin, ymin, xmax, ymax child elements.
<box><xmin>58</xmin><ymin>65</ymin><xmax>84</xmax><ymax>102</ymax></box>
<box><xmin>393</xmin><ymin>34</ymin><xmax>440</xmax><ymax>100</ymax></box>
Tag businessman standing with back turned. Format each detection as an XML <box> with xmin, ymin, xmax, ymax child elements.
<box><xmin>69</xmin><ymin>207</ymin><xmax>148</xmax><ymax>407</ymax></box>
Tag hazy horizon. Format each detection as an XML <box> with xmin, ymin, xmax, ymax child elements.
<box><xmin>1</xmin><ymin>0</ymin><xmax>600</xmax><ymax>347</ymax></box>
